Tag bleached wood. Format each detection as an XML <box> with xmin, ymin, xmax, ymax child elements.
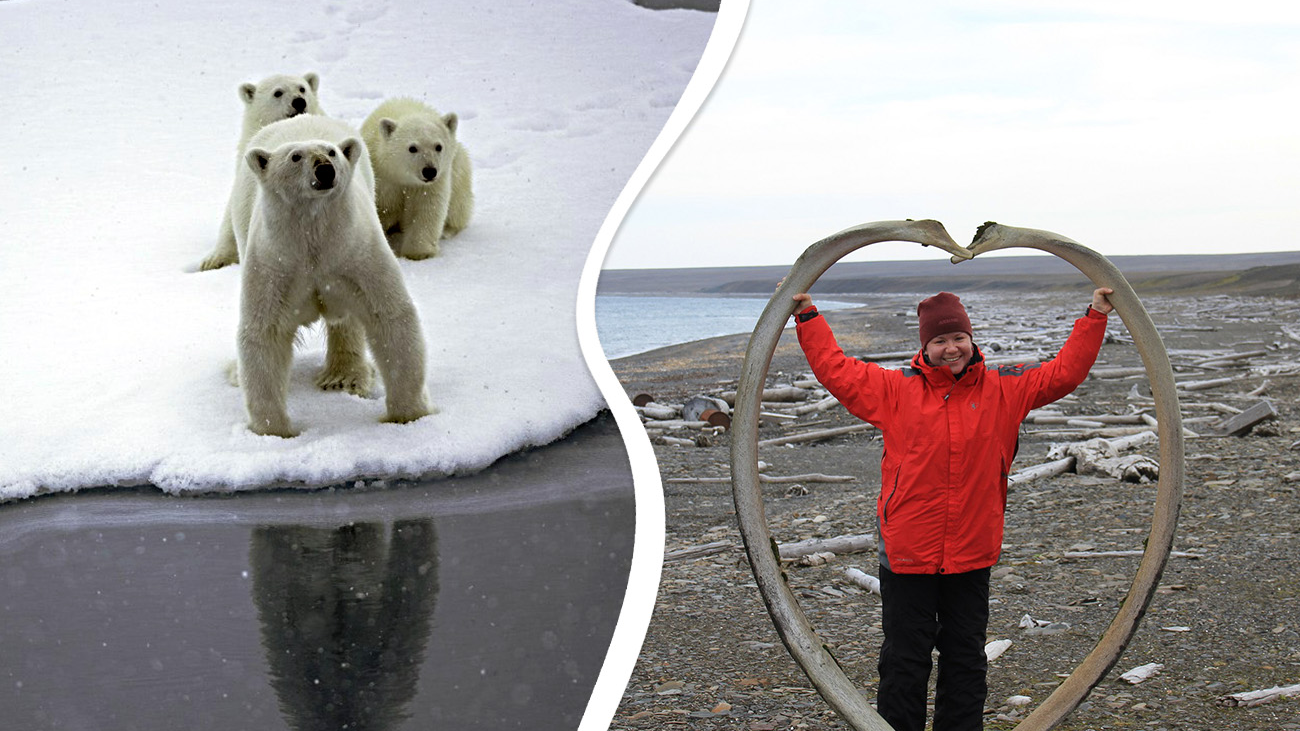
<box><xmin>643</xmin><ymin>419</ymin><xmax>710</xmax><ymax>429</ymax></box>
<box><xmin>1032</xmin><ymin>413</ymin><xmax>1147</xmax><ymax>425</ymax></box>
<box><xmin>985</xmin><ymin>639</ymin><xmax>1013</xmax><ymax>662</ymax></box>
<box><xmin>842</xmin><ymin>567</ymin><xmax>881</xmax><ymax>595</ymax></box>
<box><xmin>757</xmin><ymin>423</ymin><xmax>876</xmax><ymax>448</ymax></box>
<box><xmin>665</xmin><ymin>473</ymin><xmax>856</xmax><ymax>485</ymax></box>
<box><xmin>1062</xmin><ymin>550</ymin><xmax>1203</xmax><ymax>559</ymax></box>
<box><xmin>1048</xmin><ymin>436</ymin><xmax>1159</xmax><ymax>483</ymax></box>
<box><xmin>638</xmin><ymin>403</ymin><xmax>679</xmax><ymax>420</ymax></box>
<box><xmin>790</xmin><ymin>395</ymin><xmax>842</xmax><ymax>415</ymax></box>
<box><xmin>1177</xmin><ymin>375</ymin><xmax>1244</xmax><ymax>391</ymax></box>
<box><xmin>1090</xmin><ymin>367</ymin><xmax>1149</xmax><ymax>379</ymax></box>
<box><xmin>780</xmin><ymin>534</ymin><xmax>875</xmax><ymax>559</ymax></box>
<box><xmin>1209</xmin><ymin>400</ymin><xmax>1277</xmax><ymax>437</ymax></box>
<box><xmin>656</xmin><ymin>436</ymin><xmax>697</xmax><ymax>447</ymax></box>
<box><xmin>1108</xmin><ymin>431</ymin><xmax>1159</xmax><ymax>451</ymax></box>
<box><xmin>1219</xmin><ymin>683</ymin><xmax>1300</xmax><ymax>708</ymax></box>
<box><xmin>722</xmin><ymin>386</ymin><xmax>811</xmax><ymax>404</ymax></box>
<box><xmin>1008</xmin><ymin>457</ymin><xmax>1075</xmax><ymax>485</ymax></box>
<box><xmin>1246</xmin><ymin>379</ymin><xmax>1270</xmax><ymax>398</ymax></box>
<box><xmin>664</xmin><ymin>541</ymin><xmax>732</xmax><ymax>563</ymax></box>
<box><xmin>1120</xmin><ymin>662</ymin><xmax>1163</xmax><ymax>684</ymax></box>
<box><xmin>1027</xmin><ymin>425</ymin><xmax>1163</xmax><ymax>439</ymax></box>
<box><xmin>1194</xmin><ymin>349</ymin><xmax>1268</xmax><ymax>368</ymax></box>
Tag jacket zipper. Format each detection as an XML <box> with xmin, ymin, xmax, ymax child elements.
<box><xmin>882</xmin><ymin>467</ymin><xmax>900</xmax><ymax>525</ymax></box>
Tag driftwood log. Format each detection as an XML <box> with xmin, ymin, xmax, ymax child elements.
<box><xmin>1218</xmin><ymin>682</ymin><xmax>1300</xmax><ymax>707</ymax></box>
<box><xmin>665</xmin><ymin>533</ymin><xmax>877</xmax><ymax>565</ymax></box>
<box><xmin>1046</xmin><ymin>431</ymin><xmax>1160</xmax><ymax>483</ymax></box>
<box><xmin>1062</xmin><ymin>550</ymin><xmax>1203</xmax><ymax>559</ymax></box>
<box><xmin>779</xmin><ymin>533</ymin><xmax>875</xmax><ymax>560</ymax></box>
<box><xmin>642</xmin><ymin>419</ymin><xmax>711</xmax><ymax>430</ymax></box>
<box><xmin>1120</xmin><ymin>662</ymin><xmax>1164</xmax><ymax>684</ymax></box>
<box><xmin>664</xmin><ymin>473</ymin><xmax>855</xmax><ymax>485</ymax></box>
<box><xmin>1008</xmin><ymin>456</ymin><xmax>1075</xmax><ymax>485</ymax></box>
<box><xmin>757</xmin><ymin>423</ymin><xmax>876</xmax><ymax>448</ymax></box>
<box><xmin>1208</xmin><ymin>400</ymin><xmax>1277</xmax><ymax>436</ymax></box>
<box><xmin>663</xmin><ymin>541</ymin><xmax>732</xmax><ymax>563</ymax></box>
<box><xmin>789</xmin><ymin>395</ymin><xmax>842</xmax><ymax>415</ymax></box>
<box><xmin>637</xmin><ymin>402</ymin><xmax>678</xmax><ymax>420</ymax></box>
<box><xmin>842</xmin><ymin>567</ymin><xmax>881</xmax><ymax>595</ymax></box>
<box><xmin>730</xmin><ymin>220</ymin><xmax>1185</xmax><ymax>731</ymax></box>
<box><xmin>655</xmin><ymin>436</ymin><xmax>697</xmax><ymax>447</ymax></box>
<box><xmin>985</xmin><ymin>639</ymin><xmax>1013</xmax><ymax>662</ymax></box>
<box><xmin>720</xmin><ymin>386</ymin><xmax>811</xmax><ymax>405</ymax></box>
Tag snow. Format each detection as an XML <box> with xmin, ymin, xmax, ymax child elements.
<box><xmin>0</xmin><ymin>0</ymin><xmax>717</xmax><ymax>500</ymax></box>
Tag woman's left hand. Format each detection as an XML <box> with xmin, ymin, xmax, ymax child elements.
<box><xmin>1091</xmin><ymin>287</ymin><xmax>1115</xmax><ymax>315</ymax></box>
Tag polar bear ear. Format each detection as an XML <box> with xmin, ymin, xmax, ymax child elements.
<box><xmin>245</xmin><ymin>148</ymin><xmax>273</xmax><ymax>178</ymax></box>
<box><xmin>239</xmin><ymin>83</ymin><xmax>258</xmax><ymax>105</ymax></box>
<box><xmin>338</xmin><ymin>138</ymin><xmax>362</xmax><ymax>166</ymax></box>
<box><xmin>379</xmin><ymin>119</ymin><xmax>398</xmax><ymax>139</ymax></box>
<box><xmin>442</xmin><ymin>112</ymin><xmax>459</xmax><ymax>136</ymax></box>
<box><xmin>303</xmin><ymin>73</ymin><xmax>319</xmax><ymax>92</ymax></box>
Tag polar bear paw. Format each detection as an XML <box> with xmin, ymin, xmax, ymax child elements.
<box><xmin>200</xmin><ymin>250</ymin><xmax>239</xmax><ymax>271</ymax></box>
<box><xmin>382</xmin><ymin>402</ymin><xmax>435</xmax><ymax>424</ymax></box>
<box><xmin>400</xmin><ymin>239</ymin><xmax>440</xmax><ymax>260</ymax></box>
<box><xmin>316</xmin><ymin>361</ymin><xmax>375</xmax><ymax>396</ymax></box>
<box><xmin>250</xmin><ymin>417</ymin><xmax>298</xmax><ymax>439</ymax></box>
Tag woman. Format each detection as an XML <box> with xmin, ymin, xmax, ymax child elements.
<box><xmin>789</xmin><ymin>288</ymin><xmax>1113</xmax><ymax>731</ymax></box>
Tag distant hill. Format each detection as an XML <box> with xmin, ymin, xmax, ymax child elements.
<box><xmin>599</xmin><ymin>253</ymin><xmax>1300</xmax><ymax>298</ymax></box>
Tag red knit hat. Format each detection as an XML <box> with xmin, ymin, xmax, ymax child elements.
<box><xmin>917</xmin><ymin>292</ymin><xmax>972</xmax><ymax>345</ymax></box>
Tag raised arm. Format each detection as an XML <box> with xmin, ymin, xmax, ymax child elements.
<box><xmin>792</xmin><ymin>297</ymin><xmax>894</xmax><ymax>427</ymax></box>
<box><xmin>1019</xmin><ymin>288</ymin><xmax>1111</xmax><ymax>411</ymax></box>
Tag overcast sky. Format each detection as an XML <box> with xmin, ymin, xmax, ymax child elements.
<box><xmin>603</xmin><ymin>1</ymin><xmax>1300</xmax><ymax>270</ymax></box>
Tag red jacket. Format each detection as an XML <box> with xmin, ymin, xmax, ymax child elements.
<box><xmin>795</xmin><ymin>307</ymin><xmax>1108</xmax><ymax>575</ymax></box>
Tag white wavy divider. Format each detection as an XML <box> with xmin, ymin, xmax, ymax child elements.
<box><xmin>574</xmin><ymin>1</ymin><xmax>752</xmax><ymax>728</ymax></box>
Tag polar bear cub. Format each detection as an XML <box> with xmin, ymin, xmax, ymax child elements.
<box><xmin>233</xmin><ymin>114</ymin><xmax>431</xmax><ymax>437</ymax></box>
<box><xmin>361</xmin><ymin>98</ymin><xmax>474</xmax><ymax>260</ymax></box>
<box><xmin>201</xmin><ymin>72</ymin><xmax>324</xmax><ymax>272</ymax></box>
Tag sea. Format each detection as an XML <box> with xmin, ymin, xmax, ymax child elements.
<box><xmin>594</xmin><ymin>294</ymin><xmax>861</xmax><ymax>359</ymax></box>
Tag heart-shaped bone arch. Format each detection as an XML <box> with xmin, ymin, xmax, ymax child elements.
<box><xmin>729</xmin><ymin>220</ymin><xmax>1184</xmax><ymax>731</ymax></box>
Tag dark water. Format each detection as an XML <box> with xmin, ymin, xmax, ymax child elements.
<box><xmin>0</xmin><ymin>415</ymin><xmax>634</xmax><ymax>731</ymax></box>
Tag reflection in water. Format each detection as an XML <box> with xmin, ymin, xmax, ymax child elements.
<box><xmin>0</xmin><ymin>415</ymin><xmax>631</xmax><ymax>730</ymax></box>
<box><xmin>250</xmin><ymin>521</ymin><xmax>439</xmax><ymax>731</ymax></box>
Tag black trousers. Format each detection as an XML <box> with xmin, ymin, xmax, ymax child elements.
<box><xmin>877</xmin><ymin>565</ymin><xmax>991</xmax><ymax>731</ymax></box>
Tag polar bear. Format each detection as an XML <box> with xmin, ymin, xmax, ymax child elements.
<box><xmin>233</xmin><ymin>114</ymin><xmax>432</xmax><ymax>437</ymax></box>
<box><xmin>361</xmin><ymin>98</ymin><xmax>474</xmax><ymax>260</ymax></box>
<box><xmin>200</xmin><ymin>72</ymin><xmax>325</xmax><ymax>272</ymax></box>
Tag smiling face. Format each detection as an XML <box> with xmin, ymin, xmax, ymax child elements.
<box><xmin>925</xmin><ymin>330</ymin><xmax>974</xmax><ymax>375</ymax></box>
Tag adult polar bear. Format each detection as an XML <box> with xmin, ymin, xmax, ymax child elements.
<box><xmin>361</xmin><ymin>97</ymin><xmax>474</xmax><ymax>260</ymax></box>
<box><xmin>233</xmin><ymin>114</ymin><xmax>432</xmax><ymax>437</ymax></box>
<box><xmin>201</xmin><ymin>72</ymin><xmax>325</xmax><ymax>272</ymax></box>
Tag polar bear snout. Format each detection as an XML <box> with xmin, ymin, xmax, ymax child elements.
<box><xmin>420</xmin><ymin>166</ymin><xmax>438</xmax><ymax>183</ymax></box>
<box><xmin>290</xmin><ymin>96</ymin><xmax>308</xmax><ymax>115</ymax></box>
<box><xmin>311</xmin><ymin>160</ymin><xmax>337</xmax><ymax>190</ymax></box>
